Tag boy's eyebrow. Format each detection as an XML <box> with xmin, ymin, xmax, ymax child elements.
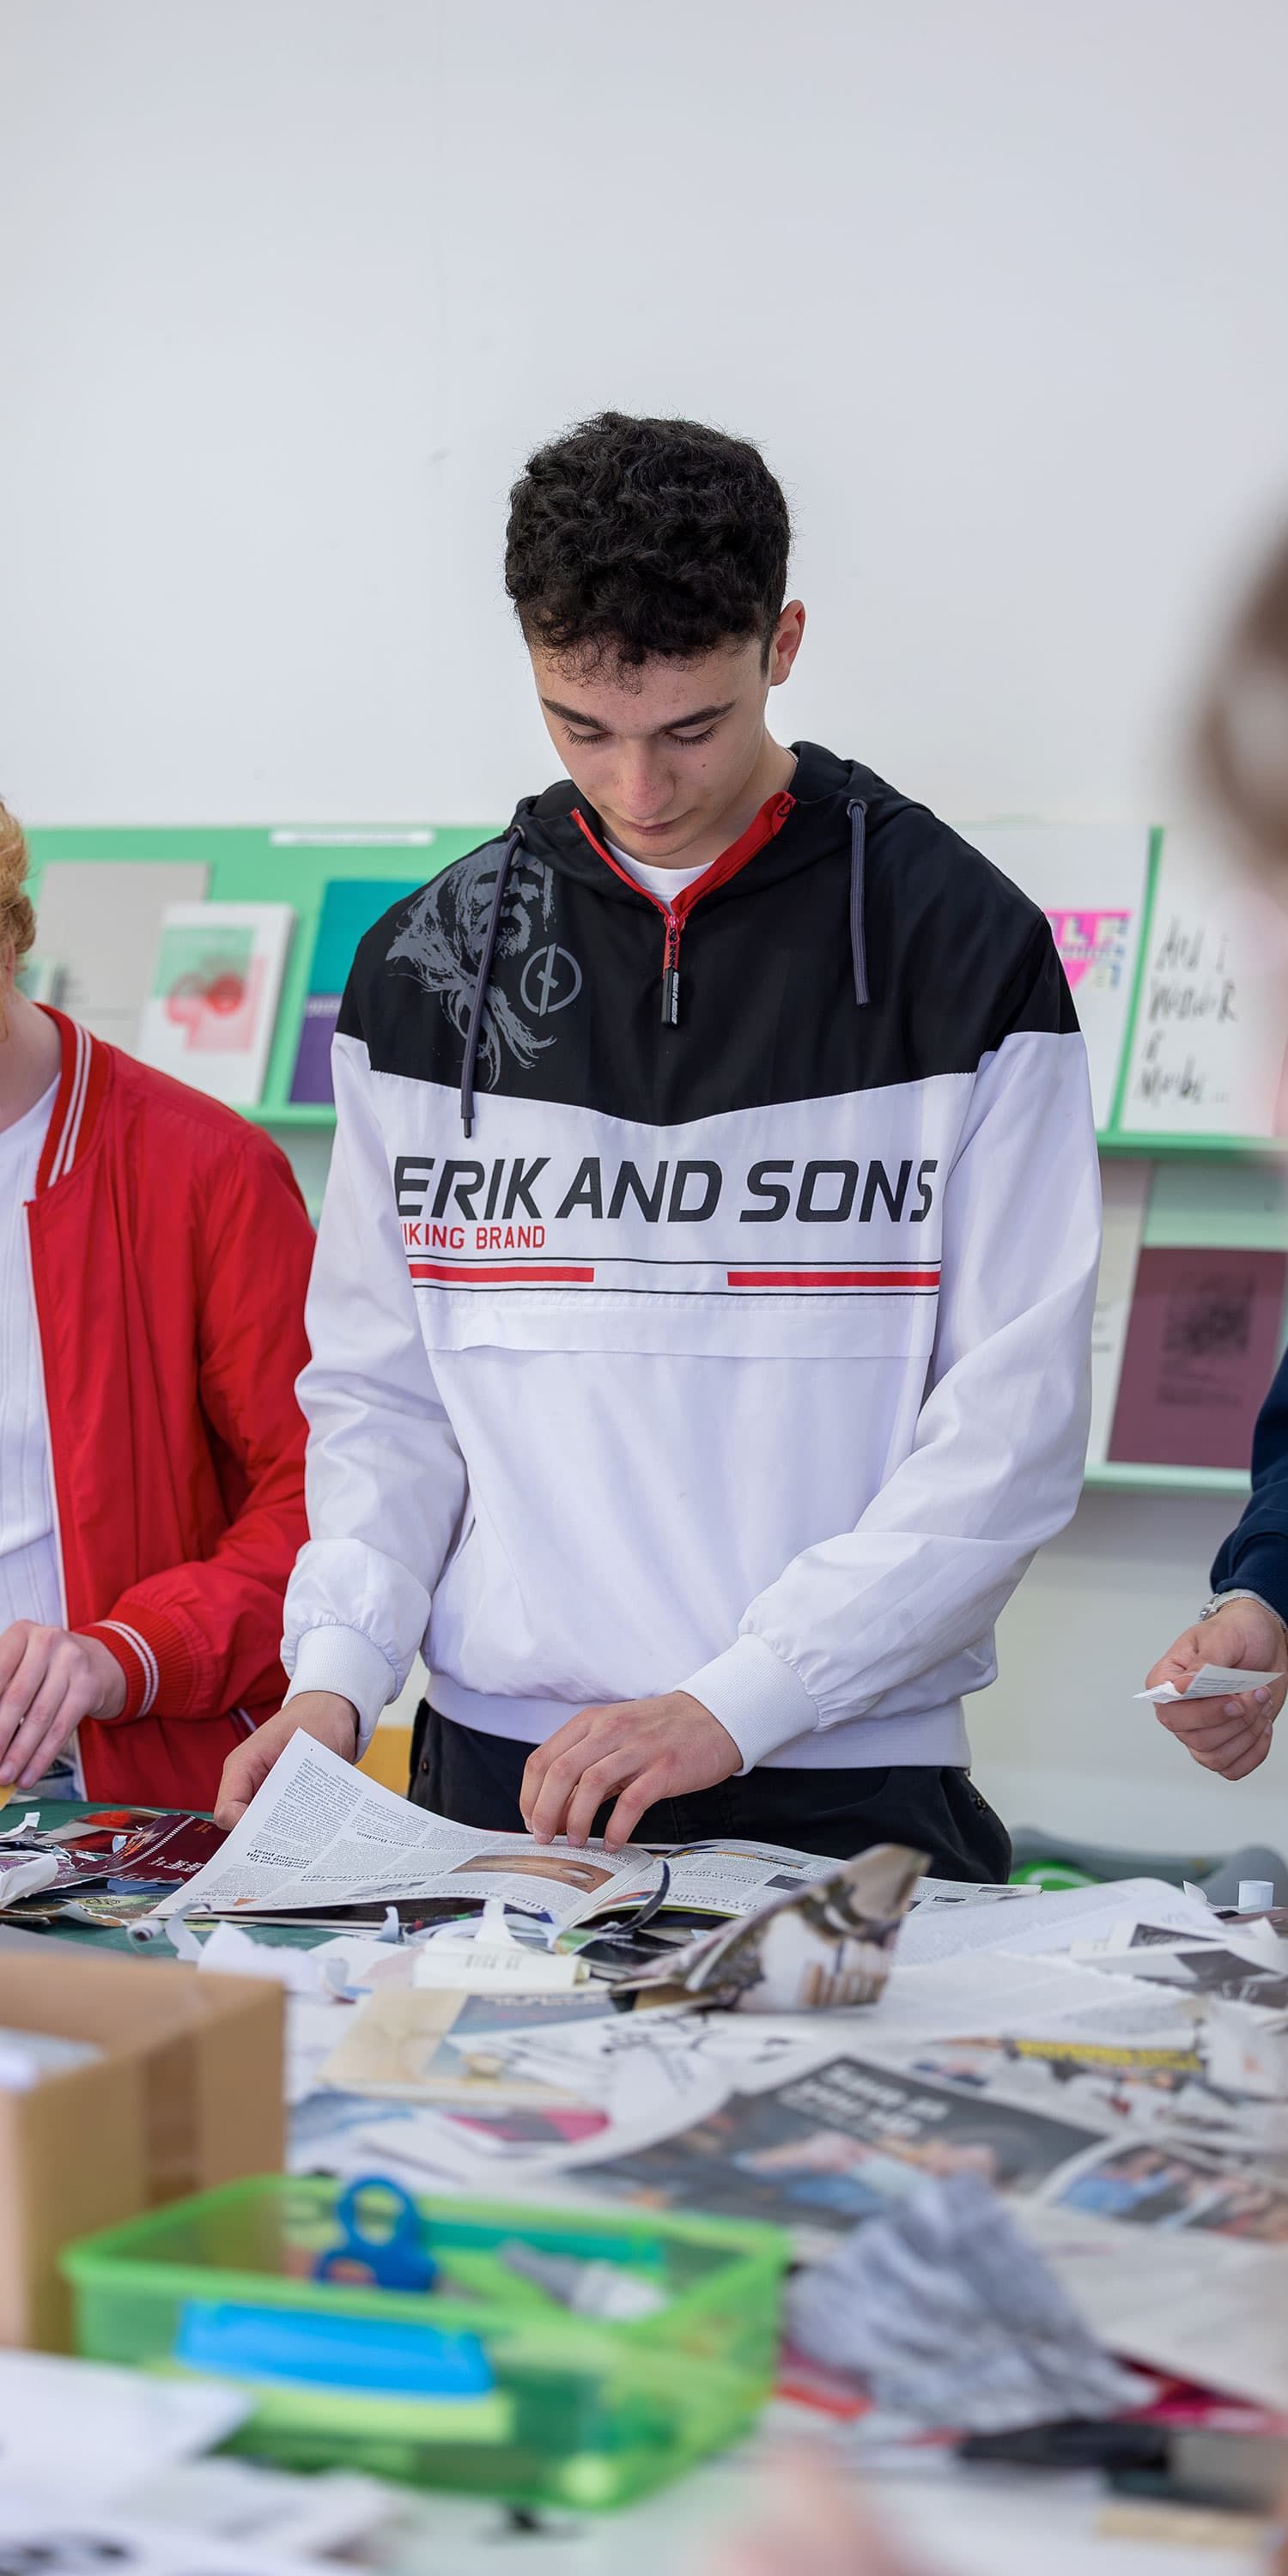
<box><xmin>540</xmin><ymin>697</ymin><xmax>736</xmax><ymax>735</ymax></box>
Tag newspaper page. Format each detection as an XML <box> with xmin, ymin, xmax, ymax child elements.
<box><xmin>1022</xmin><ymin>2203</ymin><xmax>1288</xmax><ymax>2414</ymax></box>
<box><xmin>583</xmin><ymin>2052</ymin><xmax>1105</xmax><ymax>2255</ymax></box>
<box><xmin>292</xmin><ymin>1991</ymin><xmax>808</xmax><ymax>2188</ymax></box>
<box><xmin>646</xmin><ymin>1838</ymin><xmax>837</xmax><ymax>1912</ymax></box>
<box><xmin>152</xmin><ymin>1735</ymin><xmax>660</xmax><ymax>1927</ymax></box>
<box><xmin>893</xmin><ymin>1875</ymin><xmax>1220</xmax><ymax>1968</ymax></box>
<box><xmin>154</xmin><ymin>1739</ymin><xmax>870</xmax><ymax>1929</ymax></box>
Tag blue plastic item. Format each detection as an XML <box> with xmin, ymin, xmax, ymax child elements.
<box><xmin>313</xmin><ymin>2174</ymin><xmax>438</xmax><ymax>2293</ymax></box>
<box><xmin>176</xmin><ymin>2299</ymin><xmax>494</xmax><ymax>2396</ymax></box>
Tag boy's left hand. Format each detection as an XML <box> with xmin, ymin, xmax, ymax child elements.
<box><xmin>520</xmin><ymin>1691</ymin><xmax>738</xmax><ymax>1848</ymax></box>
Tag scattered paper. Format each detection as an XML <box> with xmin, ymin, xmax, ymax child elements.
<box><xmin>786</xmin><ymin>2172</ymin><xmax>1150</xmax><ymax>2429</ymax></box>
<box><xmin>1139</xmin><ymin>1664</ymin><xmax>1280</xmax><ymax>1704</ymax></box>
<box><xmin>616</xmin><ymin>1843</ymin><xmax>925</xmax><ymax>2014</ymax></box>
<box><xmin>1024</xmin><ymin>2203</ymin><xmax>1288</xmax><ymax>2414</ymax></box>
<box><xmin>413</xmin><ymin>1899</ymin><xmax>586</xmax><ymax>1991</ymax></box>
<box><xmin>0</xmin><ymin>2027</ymin><xmax>101</xmax><ymax>2091</ymax></box>
<box><xmin>116</xmin><ymin>2463</ymin><xmax>400</xmax><ymax>2561</ymax></box>
<box><xmin>0</xmin><ymin>2496</ymin><xmax>327</xmax><ymax>2576</ymax></box>
<box><xmin>894</xmin><ymin>1876</ymin><xmax>1219</xmax><ymax>1968</ymax></box>
<box><xmin>0</xmin><ymin>2353</ymin><xmax>247</xmax><ymax>2499</ymax></box>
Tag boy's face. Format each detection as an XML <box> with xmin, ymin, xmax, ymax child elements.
<box><xmin>528</xmin><ymin>604</ymin><xmax>804</xmax><ymax>864</ymax></box>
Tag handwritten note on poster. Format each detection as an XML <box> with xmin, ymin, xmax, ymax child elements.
<box><xmin>1120</xmin><ymin>827</ymin><xmax>1288</xmax><ymax>1138</ymax></box>
<box><xmin>960</xmin><ymin>824</ymin><xmax>1151</xmax><ymax>1128</ymax></box>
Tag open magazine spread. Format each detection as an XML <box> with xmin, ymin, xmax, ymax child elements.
<box><xmin>150</xmin><ymin>1734</ymin><xmax>841</xmax><ymax>1929</ymax></box>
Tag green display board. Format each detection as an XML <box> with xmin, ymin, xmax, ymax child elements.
<box><xmin>25</xmin><ymin>824</ymin><xmax>495</xmax><ymax>1125</ymax></box>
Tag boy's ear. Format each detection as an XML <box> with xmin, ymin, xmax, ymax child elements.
<box><xmin>769</xmin><ymin>601</ymin><xmax>806</xmax><ymax>687</ymax></box>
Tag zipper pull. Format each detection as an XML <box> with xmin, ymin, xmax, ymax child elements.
<box><xmin>660</xmin><ymin>918</ymin><xmax>681</xmax><ymax>1027</ymax></box>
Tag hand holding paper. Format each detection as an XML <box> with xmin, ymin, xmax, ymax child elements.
<box><xmin>1141</xmin><ymin>1597</ymin><xmax>1288</xmax><ymax>1779</ymax></box>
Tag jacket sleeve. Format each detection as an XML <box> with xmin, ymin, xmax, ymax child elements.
<box><xmin>278</xmin><ymin>1031</ymin><xmax>469</xmax><ymax>1747</ymax></box>
<box><xmin>1210</xmin><ymin>1345</ymin><xmax>1288</xmax><ymax>1623</ymax></box>
<box><xmin>681</xmin><ymin>929</ymin><xmax>1102</xmax><ymax>1767</ymax></box>
<box><xmin>79</xmin><ymin>1133</ymin><xmax>314</xmax><ymax>1724</ymax></box>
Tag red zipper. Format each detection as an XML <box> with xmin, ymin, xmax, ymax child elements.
<box><xmin>572</xmin><ymin>790</ymin><xmax>794</xmax><ymax>1027</ymax></box>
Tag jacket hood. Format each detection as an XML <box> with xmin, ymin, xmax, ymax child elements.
<box><xmin>508</xmin><ymin>740</ymin><xmax>900</xmax><ymax>902</ymax></box>
<box><xmin>455</xmin><ymin>741</ymin><xmax>886</xmax><ymax>1133</ymax></box>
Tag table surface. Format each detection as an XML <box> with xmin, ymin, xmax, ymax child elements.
<box><xmin>2</xmin><ymin>1807</ymin><xmax>1260</xmax><ymax>2573</ymax></box>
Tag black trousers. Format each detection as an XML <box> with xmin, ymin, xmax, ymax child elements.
<box><xmin>408</xmin><ymin>1701</ymin><xmax>1011</xmax><ymax>1885</ymax></box>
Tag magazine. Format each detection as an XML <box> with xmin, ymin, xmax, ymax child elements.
<box><xmin>0</xmin><ymin>1813</ymin><xmax>227</xmax><ymax>1911</ymax></box>
<box><xmin>149</xmin><ymin>1734</ymin><xmax>842</xmax><ymax>1929</ymax></box>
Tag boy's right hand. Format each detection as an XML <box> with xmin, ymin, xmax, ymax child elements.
<box><xmin>1145</xmin><ymin>1595</ymin><xmax>1288</xmax><ymax>1779</ymax></box>
<box><xmin>214</xmin><ymin>1691</ymin><xmax>359</xmax><ymax>1828</ymax></box>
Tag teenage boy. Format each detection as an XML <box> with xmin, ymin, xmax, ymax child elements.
<box><xmin>217</xmin><ymin>412</ymin><xmax>1101</xmax><ymax>1877</ymax></box>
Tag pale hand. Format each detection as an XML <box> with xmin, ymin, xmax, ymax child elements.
<box><xmin>0</xmin><ymin>1622</ymin><xmax>127</xmax><ymax>1789</ymax></box>
<box><xmin>703</xmin><ymin>2451</ymin><xmax>923</xmax><ymax>2576</ymax></box>
<box><xmin>520</xmin><ymin>1690</ymin><xmax>739</xmax><ymax>1849</ymax></box>
<box><xmin>1145</xmin><ymin>1597</ymin><xmax>1288</xmax><ymax>1779</ymax></box>
<box><xmin>215</xmin><ymin>1691</ymin><xmax>359</xmax><ymax>1830</ymax></box>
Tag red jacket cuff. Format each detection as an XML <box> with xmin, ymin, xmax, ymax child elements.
<box><xmin>78</xmin><ymin>1606</ymin><xmax>197</xmax><ymax>1722</ymax></box>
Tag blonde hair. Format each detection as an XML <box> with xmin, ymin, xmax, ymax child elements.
<box><xmin>0</xmin><ymin>801</ymin><xmax>35</xmax><ymax>965</ymax></box>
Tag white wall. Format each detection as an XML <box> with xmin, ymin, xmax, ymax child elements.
<box><xmin>4</xmin><ymin>0</ymin><xmax>1288</xmax><ymax>1858</ymax></box>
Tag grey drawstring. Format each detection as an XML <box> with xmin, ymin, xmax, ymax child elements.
<box><xmin>848</xmin><ymin>797</ymin><xmax>870</xmax><ymax>1006</ymax></box>
<box><xmin>461</xmin><ymin>824</ymin><xmax>523</xmax><ymax>1135</ymax></box>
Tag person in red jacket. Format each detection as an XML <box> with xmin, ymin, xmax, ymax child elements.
<box><xmin>0</xmin><ymin>800</ymin><xmax>315</xmax><ymax>1810</ymax></box>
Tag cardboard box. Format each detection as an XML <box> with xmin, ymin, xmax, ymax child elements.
<box><xmin>0</xmin><ymin>1951</ymin><xmax>283</xmax><ymax>2349</ymax></box>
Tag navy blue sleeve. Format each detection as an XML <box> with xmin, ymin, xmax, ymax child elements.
<box><xmin>1212</xmin><ymin>1341</ymin><xmax>1288</xmax><ymax>1621</ymax></box>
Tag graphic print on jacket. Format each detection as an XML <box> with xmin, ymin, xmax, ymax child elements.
<box><xmin>287</xmin><ymin>741</ymin><xmax>1101</xmax><ymax>1773</ymax></box>
<box><xmin>388</xmin><ymin>846</ymin><xmax>562</xmax><ymax>1094</ymax></box>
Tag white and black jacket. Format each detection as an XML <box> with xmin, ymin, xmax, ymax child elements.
<box><xmin>283</xmin><ymin>741</ymin><xmax>1101</xmax><ymax>1773</ymax></box>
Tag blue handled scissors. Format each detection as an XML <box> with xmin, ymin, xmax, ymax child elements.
<box><xmin>313</xmin><ymin>2174</ymin><xmax>438</xmax><ymax>2293</ymax></box>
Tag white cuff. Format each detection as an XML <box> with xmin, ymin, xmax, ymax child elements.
<box><xmin>680</xmin><ymin>1633</ymin><xmax>819</xmax><ymax>1774</ymax></box>
<box><xmin>283</xmin><ymin>1626</ymin><xmax>396</xmax><ymax>1754</ymax></box>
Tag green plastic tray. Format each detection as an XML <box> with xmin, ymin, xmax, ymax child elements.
<box><xmin>63</xmin><ymin>2175</ymin><xmax>789</xmax><ymax>2512</ymax></box>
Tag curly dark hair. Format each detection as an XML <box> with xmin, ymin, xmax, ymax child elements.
<box><xmin>504</xmin><ymin>411</ymin><xmax>792</xmax><ymax>667</ymax></box>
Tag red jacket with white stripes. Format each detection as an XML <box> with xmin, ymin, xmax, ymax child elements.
<box><xmin>24</xmin><ymin>1011</ymin><xmax>314</xmax><ymax>1808</ymax></box>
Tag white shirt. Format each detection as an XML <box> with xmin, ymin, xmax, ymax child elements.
<box><xmin>0</xmin><ymin>1079</ymin><xmax>61</xmax><ymax>1633</ymax></box>
<box><xmin>605</xmin><ymin>841</ymin><xmax>710</xmax><ymax>906</ymax></box>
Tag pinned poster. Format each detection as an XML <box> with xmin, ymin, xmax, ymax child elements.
<box><xmin>1086</xmin><ymin>1158</ymin><xmax>1150</xmax><ymax>1467</ymax></box>
<box><xmin>1108</xmin><ymin>1244</ymin><xmax>1288</xmax><ymax>1470</ymax></box>
<box><xmin>1119</xmin><ymin>826</ymin><xmax>1288</xmax><ymax>1138</ymax></box>
<box><xmin>958</xmin><ymin>824</ymin><xmax>1151</xmax><ymax>1129</ymax></box>
<box><xmin>137</xmin><ymin>902</ymin><xmax>294</xmax><ymax>1105</ymax></box>
<box><xmin>33</xmin><ymin>860</ymin><xmax>209</xmax><ymax>1050</ymax></box>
